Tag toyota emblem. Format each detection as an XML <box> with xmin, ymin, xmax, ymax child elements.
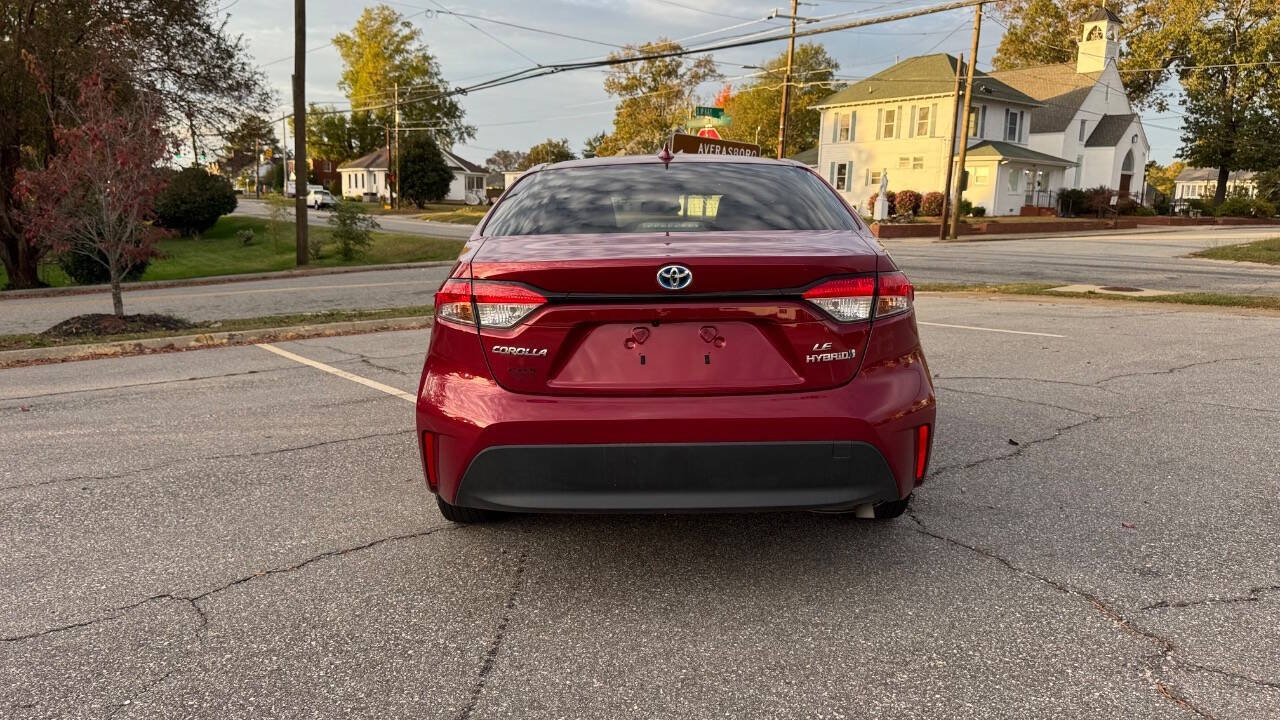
<box><xmin>656</xmin><ymin>264</ymin><xmax>692</xmax><ymax>290</ymax></box>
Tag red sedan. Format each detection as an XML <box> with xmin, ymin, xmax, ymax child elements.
<box><xmin>416</xmin><ymin>153</ymin><xmax>935</xmax><ymax>522</ymax></box>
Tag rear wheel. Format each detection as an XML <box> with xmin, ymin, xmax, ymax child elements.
<box><xmin>853</xmin><ymin>493</ymin><xmax>912</xmax><ymax>520</ymax></box>
<box><xmin>436</xmin><ymin>496</ymin><xmax>505</xmax><ymax>523</ymax></box>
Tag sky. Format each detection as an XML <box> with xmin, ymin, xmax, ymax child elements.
<box><xmin>223</xmin><ymin>0</ymin><xmax>1181</xmax><ymax>165</ymax></box>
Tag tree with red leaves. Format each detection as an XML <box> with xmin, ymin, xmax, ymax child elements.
<box><xmin>16</xmin><ymin>74</ymin><xmax>170</xmax><ymax>317</ymax></box>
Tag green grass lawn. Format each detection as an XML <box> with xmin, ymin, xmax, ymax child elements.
<box><xmin>2</xmin><ymin>216</ymin><xmax>464</xmax><ymax>289</ymax></box>
<box><xmin>0</xmin><ymin>305</ymin><xmax>433</xmax><ymax>352</ymax></box>
<box><xmin>417</xmin><ymin>203</ymin><xmax>488</xmax><ymax>225</ymax></box>
<box><xmin>1191</xmin><ymin>237</ymin><xmax>1280</xmax><ymax>265</ymax></box>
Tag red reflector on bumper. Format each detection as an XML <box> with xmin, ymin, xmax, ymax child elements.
<box><xmin>915</xmin><ymin>424</ymin><xmax>931</xmax><ymax>481</ymax></box>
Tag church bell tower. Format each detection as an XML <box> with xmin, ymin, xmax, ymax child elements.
<box><xmin>1077</xmin><ymin>6</ymin><xmax>1122</xmax><ymax>74</ymax></box>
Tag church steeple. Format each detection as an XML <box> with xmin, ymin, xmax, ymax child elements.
<box><xmin>1077</xmin><ymin>6</ymin><xmax>1121</xmax><ymax>74</ymax></box>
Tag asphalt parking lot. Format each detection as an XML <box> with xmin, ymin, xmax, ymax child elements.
<box><xmin>2</xmin><ymin>294</ymin><xmax>1277</xmax><ymax>719</ymax></box>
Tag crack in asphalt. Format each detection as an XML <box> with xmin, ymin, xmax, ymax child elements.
<box><xmin>0</xmin><ymin>429</ymin><xmax>413</xmax><ymax>493</ymax></box>
<box><xmin>0</xmin><ymin>365</ymin><xmax>306</xmax><ymax>405</ymax></box>
<box><xmin>932</xmin><ymin>374</ymin><xmax>1119</xmax><ymax>393</ymax></box>
<box><xmin>907</xmin><ymin>512</ymin><xmax>1219</xmax><ymax>719</ymax></box>
<box><xmin>108</xmin><ymin>668</ymin><xmax>180</xmax><ymax>718</ymax></box>
<box><xmin>0</xmin><ymin>525</ymin><xmax>457</xmax><ymax>645</ymax></box>
<box><xmin>934</xmin><ymin>385</ymin><xmax>1102</xmax><ymax>418</ymax></box>
<box><xmin>1096</xmin><ymin>355</ymin><xmax>1280</xmax><ymax>386</ymax></box>
<box><xmin>1140</xmin><ymin>585</ymin><xmax>1280</xmax><ymax>612</ymax></box>
<box><xmin>457</xmin><ymin>546</ymin><xmax>530</xmax><ymax>720</ymax></box>
<box><xmin>929</xmin><ymin>411</ymin><xmax>1116</xmax><ymax>477</ymax></box>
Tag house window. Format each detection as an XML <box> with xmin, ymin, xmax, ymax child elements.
<box><xmin>1007</xmin><ymin>168</ymin><xmax>1020</xmax><ymax>191</ymax></box>
<box><xmin>1078</xmin><ymin>119</ymin><xmax>1087</xmax><ymax>142</ymax></box>
<box><xmin>970</xmin><ymin>167</ymin><xmax>989</xmax><ymax>186</ymax></box>
<box><xmin>869</xmin><ymin>170</ymin><xmax>881</xmax><ymax>187</ymax></box>
<box><xmin>916</xmin><ymin>106</ymin><xmax>931</xmax><ymax>136</ymax></box>
<box><xmin>881</xmin><ymin>109</ymin><xmax>896</xmax><ymax>138</ymax></box>
<box><xmin>834</xmin><ymin>163</ymin><xmax>848</xmax><ymax>190</ymax></box>
<box><xmin>898</xmin><ymin>156</ymin><xmax>910</xmax><ymax>169</ymax></box>
<box><xmin>837</xmin><ymin>113</ymin><xmax>852</xmax><ymax>142</ymax></box>
<box><xmin>1005</xmin><ymin>110</ymin><xmax>1020</xmax><ymax>142</ymax></box>
<box><xmin>912</xmin><ymin>156</ymin><xmax>924</xmax><ymax>170</ymax></box>
<box><xmin>968</xmin><ymin>106</ymin><xmax>986</xmax><ymax>138</ymax></box>
<box><xmin>1073</xmin><ymin>155</ymin><xmax>1083</xmax><ymax>186</ymax></box>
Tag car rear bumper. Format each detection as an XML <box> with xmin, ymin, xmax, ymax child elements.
<box><xmin>416</xmin><ymin>314</ymin><xmax>935</xmax><ymax>513</ymax></box>
<box><xmin>454</xmin><ymin>441</ymin><xmax>899</xmax><ymax>512</ymax></box>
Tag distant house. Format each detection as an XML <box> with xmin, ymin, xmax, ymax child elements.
<box><xmin>812</xmin><ymin>8</ymin><xmax>1148</xmax><ymax>216</ymax></box>
<box><xmin>1173</xmin><ymin>167</ymin><xmax>1257</xmax><ymax>208</ymax></box>
<box><xmin>786</xmin><ymin>147</ymin><xmax>819</xmax><ymax>169</ymax></box>
<box><xmin>289</xmin><ymin>158</ymin><xmax>340</xmax><ymax>189</ymax></box>
<box><xmin>338</xmin><ymin>148</ymin><xmax>392</xmax><ymax>201</ymax></box>
<box><xmin>338</xmin><ymin>146</ymin><xmax>488</xmax><ymax>203</ymax></box>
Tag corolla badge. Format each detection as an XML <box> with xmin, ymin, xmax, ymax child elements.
<box><xmin>656</xmin><ymin>264</ymin><xmax>692</xmax><ymax>290</ymax></box>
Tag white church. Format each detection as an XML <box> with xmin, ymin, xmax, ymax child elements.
<box><xmin>813</xmin><ymin>7</ymin><xmax>1148</xmax><ymax>216</ymax></box>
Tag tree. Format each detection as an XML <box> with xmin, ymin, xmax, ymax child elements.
<box><xmin>520</xmin><ymin>139</ymin><xmax>576</xmax><ymax>170</ymax></box>
<box><xmin>16</xmin><ymin>73</ymin><xmax>169</xmax><ymax>317</ymax></box>
<box><xmin>582</xmin><ymin>132</ymin><xmax>607</xmax><ymax>158</ymax></box>
<box><xmin>595</xmin><ymin>39</ymin><xmax>721</xmax><ymax>156</ymax></box>
<box><xmin>992</xmin><ymin>1</ymin><xmax>1134</xmax><ymax>69</ymax></box>
<box><xmin>720</xmin><ymin>43</ymin><xmax>842</xmax><ymax>158</ymax></box>
<box><xmin>1144</xmin><ymin>160</ymin><xmax>1184</xmax><ymax>198</ymax></box>
<box><xmin>218</xmin><ymin>116</ymin><xmax>279</xmax><ymax>178</ymax></box>
<box><xmin>332</xmin><ymin>5</ymin><xmax>473</xmax><ymax>147</ymax></box>
<box><xmin>154</xmin><ymin>167</ymin><xmax>238</xmax><ymax>236</ymax></box>
<box><xmin>398</xmin><ymin>134</ymin><xmax>454</xmax><ymax>209</ymax></box>
<box><xmin>305</xmin><ymin>106</ymin><xmax>386</xmax><ymax>163</ymax></box>
<box><xmin>0</xmin><ymin>0</ymin><xmax>269</xmax><ymax>289</ymax></box>
<box><xmin>485</xmin><ymin>149</ymin><xmax>528</xmax><ymax>172</ymax></box>
<box><xmin>1126</xmin><ymin>0</ymin><xmax>1280</xmax><ymax>203</ymax></box>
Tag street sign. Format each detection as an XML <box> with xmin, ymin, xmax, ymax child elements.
<box><xmin>670</xmin><ymin>133</ymin><xmax>760</xmax><ymax>157</ymax></box>
<box><xmin>696</xmin><ymin>127</ymin><xmax>722</xmax><ymax>139</ymax></box>
<box><xmin>694</xmin><ymin>106</ymin><xmax>724</xmax><ymax>118</ymax></box>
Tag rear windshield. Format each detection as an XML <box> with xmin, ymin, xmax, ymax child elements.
<box><xmin>483</xmin><ymin>163</ymin><xmax>858</xmax><ymax>236</ymax></box>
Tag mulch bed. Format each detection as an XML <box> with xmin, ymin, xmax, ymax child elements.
<box><xmin>41</xmin><ymin>313</ymin><xmax>197</xmax><ymax>338</ymax></box>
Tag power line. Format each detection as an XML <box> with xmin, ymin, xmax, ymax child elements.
<box><xmin>425</xmin><ymin>0</ymin><xmax>541</xmax><ymax>66</ymax></box>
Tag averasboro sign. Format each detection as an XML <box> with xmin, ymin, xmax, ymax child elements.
<box><xmin>814</xmin><ymin>8</ymin><xmax>1148</xmax><ymax>217</ymax></box>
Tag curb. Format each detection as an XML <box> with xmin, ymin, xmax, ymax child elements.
<box><xmin>0</xmin><ymin>316</ymin><xmax>432</xmax><ymax>369</ymax></box>
<box><xmin>0</xmin><ymin>260</ymin><xmax>456</xmax><ymax>301</ymax></box>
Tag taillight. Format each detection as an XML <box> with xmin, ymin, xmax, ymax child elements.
<box><xmin>876</xmin><ymin>271</ymin><xmax>914</xmax><ymax>318</ymax></box>
<box><xmin>421</xmin><ymin>430</ymin><xmax>439</xmax><ymax>492</ymax></box>
<box><xmin>435</xmin><ymin>278</ymin><xmax>475</xmax><ymax>326</ymax></box>
<box><xmin>802</xmin><ymin>272</ymin><xmax>914</xmax><ymax>322</ymax></box>
<box><xmin>433</xmin><ymin>278</ymin><xmax>546</xmax><ymax>329</ymax></box>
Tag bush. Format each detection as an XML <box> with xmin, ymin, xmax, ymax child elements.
<box><xmin>920</xmin><ymin>191</ymin><xmax>945</xmax><ymax>216</ymax></box>
<box><xmin>1186</xmin><ymin>198</ymin><xmax>1215</xmax><ymax>216</ymax></box>
<box><xmin>866</xmin><ymin>191</ymin><xmax>896</xmax><ymax>215</ymax></box>
<box><xmin>969</xmin><ymin>205</ymin><xmax>986</xmax><ymax>217</ymax></box>
<box><xmin>57</xmin><ymin>250</ymin><xmax>150</xmax><ymax>286</ymax></box>
<box><xmin>1057</xmin><ymin>188</ymin><xmax>1088</xmax><ymax>216</ymax></box>
<box><xmin>154</xmin><ymin>167</ymin><xmax>238</xmax><ymax>236</ymax></box>
<box><xmin>1132</xmin><ymin>205</ymin><xmax>1157</xmax><ymax>216</ymax></box>
<box><xmin>326</xmin><ymin>200</ymin><xmax>379</xmax><ymax>260</ymax></box>
<box><xmin>957</xmin><ymin>198</ymin><xmax>973</xmax><ymax>217</ymax></box>
<box><xmin>328</xmin><ymin>178</ymin><xmax>342</xmax><ymax>197</ymax></box>
<box><xmin>1252</xmin><ymin>198</ymin><xmax>1276</xmax><ymax>217</ymax></box>
<box><xmin>1084</xmin><ymin>186</ymin><xmax>1113</xmax><ymax>216</ymax></box>
<box><xmin>893</xmin><ymin>189</ymin><xmax>922</xmax><ymax>215</ymax></box>
<box><xmin>236</xmin><ymin>229</ymin><xmax>255</xmax><ymax>246</ymax></box>
<box><xmin>1216</xmin><ymin>196</ymin><xmax>1253</xmax><ymax>217</ymax></box>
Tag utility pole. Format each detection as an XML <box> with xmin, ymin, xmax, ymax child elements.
<box><xmin>938</xmin><ymin>53</ymin><xmax>964</xmax><ymax>241</ymax></box>
<box><xmin>393</xmin><ymin>82</ymin><xmax>400</xmax><ymax>209</ymax></box>
<box><xmin>948</xmin><ymin>2</ymin><xmax>982</xmax><ymax>241</ymax></box>
<box><xmin>292</xmin><ymin>0</ymin><xmax>308</xmax><ymax>264</ymax></box>
<box><xmin>254</xmin><ymin>137</ymin><xmax>261</xmax><ymax>199</ymax></box>
<box><xmin>776</xmin><ymin>0</ymin><xmax>799</xmax><ymax>159</ymax></box>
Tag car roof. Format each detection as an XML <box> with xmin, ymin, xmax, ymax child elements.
<box><xmin>541</xmin><ymin>153</ymin><xmax>803</xmax><ymax>171</ymax></box>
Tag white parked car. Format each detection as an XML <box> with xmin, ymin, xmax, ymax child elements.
<box><xmin>307</xmin><ymin>189</ymin><xmax>337</xmax><ymax>209</ymax></box>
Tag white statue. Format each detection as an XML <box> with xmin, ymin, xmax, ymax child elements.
<box><xmin>873</xmin><ymin>169</ymin><xmax>890</xmax><ymax>221</ymax></box>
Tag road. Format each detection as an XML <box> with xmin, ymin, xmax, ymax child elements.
<box><xmin>2</xmin><ymin>225</ymin><xmax>1278</xmax><ymax>334</ymax></box>
<box><xmin>232</xmin><ymin>198</ymin><xmax>474</xmax><ymax>239</ymax></box>
<box><xmin>2</xmin><ymin>295</ymin><xmax>1276</xmax><ymax>719</ymax></box>
<box><xmin>882</xmin><ymin>225</ymin><xmax>1280</xmax><ymax>295</ymax></box>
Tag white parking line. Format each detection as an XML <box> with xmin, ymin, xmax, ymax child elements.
<box><xmin>258</xmin><ymin>343</ymin><xmax>417</xmax><ymax>404</ymax></box>
<box><xmin>918</xmin><ymin>321</ymin><xmax>1066</xmax><ymax>338</ymax></box>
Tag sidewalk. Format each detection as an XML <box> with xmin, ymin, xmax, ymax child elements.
<box><xmin>0</xmin><ymin>260</ymin><xmax>455</xmax><ymax>301</ymax></box>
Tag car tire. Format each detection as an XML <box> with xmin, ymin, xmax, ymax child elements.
<box><xmin>869</xmin><ymin>493</ymin><xmax>912</xmax><ymax>520</ymax></box>
<box><xmin>436</xmin><ymin>496</ymin><xmax>504</xmax><ymax>523</ymax></box>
